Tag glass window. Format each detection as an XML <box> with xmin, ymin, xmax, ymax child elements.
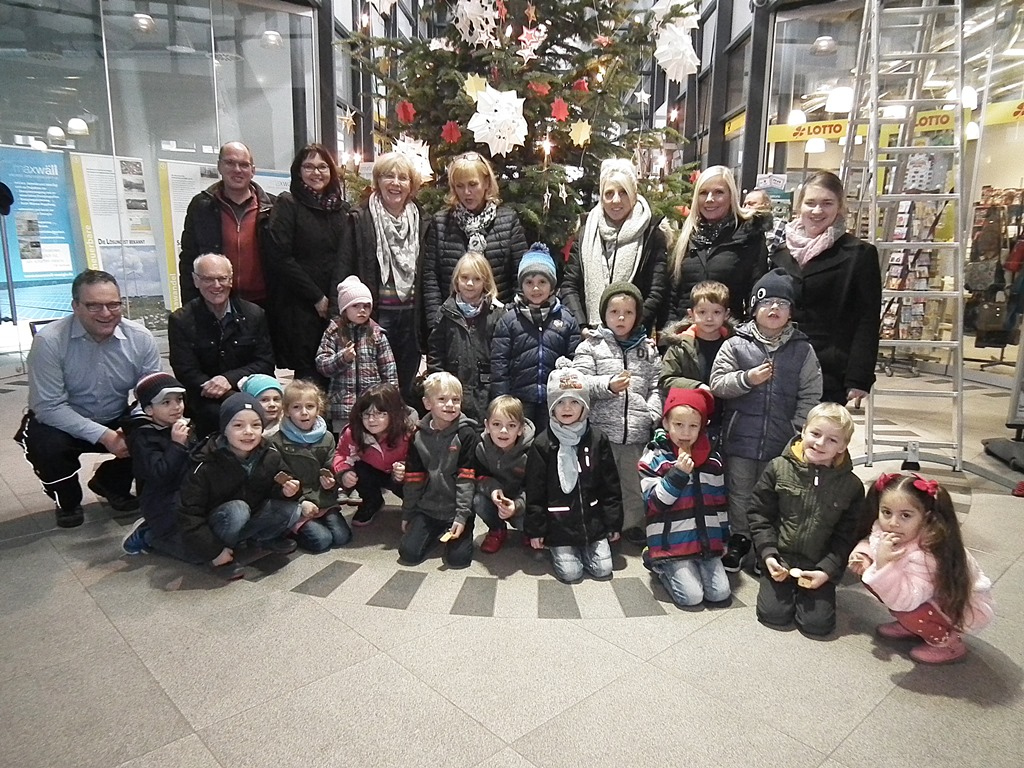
<box><xmin>725</xmin><ymin>41</ymin><xmax>748</xmax><ymax>114</ymax></box>
<box><xmin>701</xmin><ymin>11</ymin><xmax>717</xmax><ymax>70</ymax></box>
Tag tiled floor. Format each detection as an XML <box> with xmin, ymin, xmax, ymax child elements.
<box><xmin>2</xmin><ymin>351</ymin><xmax>1024</xmax><ymax>768</ymax></box>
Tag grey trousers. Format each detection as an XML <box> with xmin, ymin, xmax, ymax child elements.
<box><xmin>725</xmin><ymin>455</ymin><xmax>770</xmax><ymax>537</ymax></box>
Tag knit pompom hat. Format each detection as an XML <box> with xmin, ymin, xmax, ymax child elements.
<box><xmin>219</xmin><ymin>391</ymin><xmax>267</xmax><ymax>432</ymax></box>
<box><xmin>599</xmin><ymin>158</ymin><xmax>638</xmax><ymax>210</ymax></box>
<box><xmin>518</xmin><ymin>242</ymin><xmax>558</xmax><ymax>287</ymax></box>
<box><xmin>546</xmin><ymin>357</ymin><xmax>590</xmax><ymax>418</ymax></box>
<box><xmin>336</xmin><ymin>275</ymin><xmax>373</xmax><ymax>315</ymax></box>
<box><xmin>750</xmin><ymin>267</ymin><xmax>796</xmax><ymax>309</ymax></box>
<box><xmin>599</xmin><ymin>281</ymin><xmax>644</xmax><ymax>334</ymax></box>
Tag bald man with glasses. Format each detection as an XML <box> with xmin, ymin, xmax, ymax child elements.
<box><xmin>16</xmin><ymin>270</ymin><xmax>161</xmax><ymax>528</ymax></box>
<box><xmin>177</xmin><ymin>141</ymin><xmax>275</xmax><ymax>308</ymax></box>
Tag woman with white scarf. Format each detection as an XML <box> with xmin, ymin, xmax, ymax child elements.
<box><xmin>561</xmin><ymin>158</ymin><xmax>669</xmax><ymax>335</ymax></box>
<box><xmin>769</xmin><ymin>171</ymin><xmax>881</xmax><ymax>406</ymax></box>
<box><xmin>344</xmin><ymin>152</ymin><xmax>429</xmax><ymax>407</ymax></box>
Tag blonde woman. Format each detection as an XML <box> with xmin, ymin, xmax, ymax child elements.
<box><xmin>664</xmin><ymin>166</ymin><xmax>768</xmax><ymax>327</ymax></box>
<box><xmin>422</xmin><ymin>152</ymin><xmax>527</xmax><ymax>329</ymax></box>
<box><xmin>345</xmin><ymin>152</ymin><xmax>429</xmax><ymax>406</ymax></box>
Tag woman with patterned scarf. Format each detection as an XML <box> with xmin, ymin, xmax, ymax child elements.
<box><xmin>769</xmin><ymin>171</ymin><xmax>881</xmax><ymax>406</ymax></box>
<box><xmin>265</xmin><ymin>143</ymin><xmax>350</xmax><ymax>386</ymax></box>
<box><xmin>422</xmin><ymin>152</ymin><xmax>527</xmax><ymax>331</ymax></box>
<box><xmin>663</xmin><ymin>166</ymin><xmax>769</xmax><ymax>329</ymax></box>
<box><xmin>561</xmin><ymin>158</ymin><xmax>669</xmax><ymax>336</ymax></box>
<box><xmin>344</xmin><ymin>152</ymin><xmax>429</xmax><ymax>408</ymax></box>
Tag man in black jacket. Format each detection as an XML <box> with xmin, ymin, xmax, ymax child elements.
<box><xmin>168</xmin><ymin>253</ymin><xmax>276</xmax><ymax>437</ymax></box>
<box><xmin>177</xmin><ymin>141</ymin><xmax>274</xmax><ymax>307</ymax></box>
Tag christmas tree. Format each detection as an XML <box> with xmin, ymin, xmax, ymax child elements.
<box><xmin>346</xmin><ymin>0</ymin><xmax>701</xmax><ymax>252</ymax></box>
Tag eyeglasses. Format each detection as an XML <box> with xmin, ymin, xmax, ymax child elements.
<box><xmin>456</xmin><ymin>152</ymin><xmax>484</xmax><ymax>162</ymax></box>
<box><xmin>362</xmin><ymin>408</ymin><xmax>388</xmax><ymax>420</ymax></box>
<box><xmin>220</xmin><ymin>160</ymin><xmax>252</xmax><ymax>171</ymax></box>
<box><xmin>196</xmin><ymin>274</ymin><xmax>232</xmax><ymax>285</ymax></box>
<box><xmin>301</xmin><ymin>163</ymin><xmax>332</xmax><ymax>174</ymax></box>
<box><xmin>81</xmin><ymin>301</ymin><xmax>124</xmax><ymax>314</ymax></box>
<box><xmin>758</xmin><ymin>298</ymin><xmax>791</xmax><ymax>309</ymax></box>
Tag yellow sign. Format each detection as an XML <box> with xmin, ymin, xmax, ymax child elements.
<box><xmin>767</xmin><ymin>110</ymin><xmax>962</xmax><ymax>143</ymax></box>
<box><xmin>984</xmin><ymin>99</ymin><xmax>1024</xmax><ymax>126</ymax></box>
<box><xmin>724</xmin><ymin>112</ymin><xmax>746</xmax><ymax>137</ymax></box>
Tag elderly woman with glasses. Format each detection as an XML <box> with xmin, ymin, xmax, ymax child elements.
<box><xmin>342</xmin><ymin>152</ymin><xmax>430</xmax><ymax>406</ymax></box>
<box><xmin>663</xmin><ymin>166</ymin><xmax>769</xmax><ymax>330</ymax></box>
<box><xmin>421</xmin><ymin>152</ymin><xmax>527</xmax><ymax>329</ymax></box>
<box><xmin>265</xmin><ymin>143</ymin><xmax>350</xmax><ymax>386</ymax></box>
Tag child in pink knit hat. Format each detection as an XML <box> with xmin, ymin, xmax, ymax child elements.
<box><xmin>315</xmin><ymin>275</ymin><xmax>399</xmax><ymax>432</ymax></box>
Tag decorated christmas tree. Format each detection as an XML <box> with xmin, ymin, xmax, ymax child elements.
<box><xmin>346</xmin><ymin>0</ymin><xmax>701</xmax><ymax>252</ymax></box>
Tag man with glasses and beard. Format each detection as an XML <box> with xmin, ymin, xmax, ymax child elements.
<box><xmin>177</xmin><ymin>141</ymin><xmax>275</xmax><ymax>308</ymax></box>
<box><xmin>16</xmin><ymin>271</ymin><xmax>161</xmax><ymax>528</ymax></box>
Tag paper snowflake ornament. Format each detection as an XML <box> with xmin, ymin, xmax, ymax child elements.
<box><xmin>655</xmin><ymin>20</ymin><xmax>701</xmax><ymax>83</ymax></box>
<box><xmin>550</xmin><ymin>97</ymin><xmax>569</xmax><ymax>122</ymax></box>
<box><xmin>467</xmin><ymin>85</ymin><xmax>528</xmax><ymax>156</ymax></box>
<box><xmin>428</xmin><ymin>37</ymin><xmax>455</xmax><ymax>52</ymax></box>
<box><xmin>441</xmin><ymin>121</ymin><xmax>463</xmax><ymax>144</ymax></box>
<box><xmin>455</xmin><ymin>0</ymin><xmax>500</xmax><ymax>48</ymax></box>
<box><xmin>569</xmin><ymin>119</ymin><xmax>592</xmax><ymax>147</ymax></box>
<box><xmin>393</xmin><ymin>136</ymin><xmax>433</xmax><ymax>182</ymax></box>
<box><xmin>651</xmin><ymin>0</ymin><xmax>699</xmax><ymax>22</ymax></box>
<box><xmin>464</xmin><ymin>73</ymin><xmax>489</xmax><ymax>102</ymax></box>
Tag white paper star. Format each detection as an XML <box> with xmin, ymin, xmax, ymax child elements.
<box><xmin>467</xmin><ymin>85</ymin><xmax>528</xmax><ymax>156</ymax></box>
<box><xmin>516</xmin><ymin>46</ymin><xmax>538</xmax><ymax>63</ymax></box>
<box><xmin>393</xmin><ymin>136</ymin><xmax>434</xmax><ymax>181</ymax></box>
<box><xmin>543</xmin><ymin>187</ymin><xmax>551</xmax><ymax>211</ymax></box>
<box><xmin>558</xmin><ymin>183</ymin><xmax>568</xmax><ymax>203</ymax></box>
<box><xmin>655</xmin><ymin>20</ymin><xmax>701</xmax><ymax>84</ymax></box>
<box><xmin>635</xmin><ymin>88</ymin><xmax>651</xmax><ymax>105</ymax></box>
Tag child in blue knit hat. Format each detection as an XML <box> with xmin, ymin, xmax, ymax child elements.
<box><xmin>491</xmin><ymin>243</ymin><xmax>581</xmax><ymax>433</ymax></box>
<box><xmin>240</xmin><ymin>373</ymin><xmax>284</xmax><ymax>437</ymax></box>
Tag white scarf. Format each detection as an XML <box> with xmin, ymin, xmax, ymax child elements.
<box><xmin>549</xmin><ymin>417</ymin><xmax>587</xmax><ymax>493</ymax></box>
<box><xmin>579</xmin><ymin>195</ymin><xmax>652</xmax><ymax>325</ymax></box>
<box><xmin>370</xmin><ymin>193</ymin><xmax>419</xmax><ymax>302</ymax></box>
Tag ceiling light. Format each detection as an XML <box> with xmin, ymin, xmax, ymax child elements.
<box><xmin>67</xmin><ymin>117</ymin><xmax>89</xmax><ymax>136</ymax></box>
<box><xmin>260</xmin><ymin>30</ymin><xmax>283</xmax><ymax>49</ymax></box>
<box><xmin>30</xmin><ymin>138</ymin><xmax>48</xmax><ymax>151</ymax></box>
<box><xmin>824</xmin><ymin>86</ymin><xmax>854</xmax><ymax>113</ymax></box>
<box><xmin>805</xmin><ymin>138</ymin><xmax>827</xmax><ymax>154</ymax></box>
<box><xmin>46</xmin><ymin>125</ymin><xmax>65</xmax><ymax>143</ymax></box>
<box><xmin>786</xmin><ymin>109</ymin><xmax>807</xmax><ymax>125</ymax></box>
<box><xmin>133</xmin><ymin>13</ymin><xmax>156</xmax><ymax>34</ymax></box>
<box><xmin>882</xmin><ymin>105</ymin><xmax>907</xmax><ymax>119</ymax></box>
<box><xmin>810</xmin><ymin>35</ymin><xmax>838</xmax><ymax>55</ymax></box>
<box><xmin>945</xmin><ymin>87</ymin><xmax>978</xmax><ymax>110</ymax></box>
<box><xmin>965</xmin><ymin>121</ymin><xmax>980</xmax><ymax>140</ymax></box>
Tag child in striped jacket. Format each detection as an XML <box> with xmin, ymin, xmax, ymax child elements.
<box><xmin>638</xmin><ymin>387</ymin><xmax>731</xmax><ymax>608</ymax></box>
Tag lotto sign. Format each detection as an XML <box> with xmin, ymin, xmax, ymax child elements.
<box><xmin>767</xmin><ymin>120</ymin><xmax>848</xmax><ymax>143</ymax></box>
<box><xmin>984</xmin><ymin>100</ymin><xmax>1024</xmax><ymax>126</ymax></box>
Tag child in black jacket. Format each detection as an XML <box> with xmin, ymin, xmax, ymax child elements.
<box><xmin>524</xmin><ymin>359</ymin><xmax>622</xmax><ymax>584</ymax></box>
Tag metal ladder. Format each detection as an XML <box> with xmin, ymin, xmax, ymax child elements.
<box><xmin>839</xmin><ymin>0</ymin><xmax>969</xmax><ymax>474</ymax></box>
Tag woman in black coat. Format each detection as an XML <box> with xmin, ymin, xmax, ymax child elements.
<box><xmin>343</xmin><ymin>152</ymin><xmax>429</xmax><ymax>406</ymax></box>
<box><xmin>421</xmin><ymin>152</ymin><xmax>527</xmax><ymax>329</ymax></box>
<box><xmin>264</xmin><ymin>143</ymin><xmax>350</xmax><ymax>384</ymax></box>
<box><xmin>664</xmin><ymin>165</ymin><xmax>768</xmax><ymax>327</ymax></box>
<box><xmin>560</xmin><ymin>158</ymin><xmax>668</xmax><ymax>334</ymax></box>
<box><xmin>770</xmin><ymin>171</ymin><xmax>881</xmax><ymax>405</ymax></box>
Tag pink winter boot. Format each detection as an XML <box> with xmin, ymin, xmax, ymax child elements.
<box><xmin>876</xmin><ymin>621</ymin><xmax>918</xmax><ymax>640</ymax></box>
<box><xmin>910</xmin><ymin>633</ymin><xmax>968</xmax><ymax>664</ymax></box>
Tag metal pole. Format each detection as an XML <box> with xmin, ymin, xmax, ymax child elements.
<box><xmin>0</xmin><ymin>181</ymin><xmax>17</xmax><ymax>326</ymax></box>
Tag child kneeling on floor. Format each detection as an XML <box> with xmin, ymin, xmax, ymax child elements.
<box><xmin>399</xmin><ymin>372</ymin><xmax>479</xmax><ymax>569</ymax></box>
<box><xmin>524</xmin><ymin>360</ymin><xmax>622</xmax><ymax>584</ymax></box>
<box><xmin>269</xmin><ymin>379</ymin><xmax>351</xmax><ymax>553</ymax></box>
<box><xmin>178</xmin><ymin>393</ymin><xmax>303</xmax><ymax>578</ymax></box>
<box><xmin>474</xmin><ymin>395</ymin><xmax>535</xmax><ymax>553</ymax></box>
<box><xmin>638</xmin><ymin>387</ymin><xmax>731</xmax><ymax>607</ymax></box>
<box><xmin>748</xmin><ymin>402</ymin><xmax>865</xmax><ymax>636</ymax></box>
<box><xmin>848</xmin><ymin>473</ymin><xmax>993</xmax><ymax>664</ymax></box>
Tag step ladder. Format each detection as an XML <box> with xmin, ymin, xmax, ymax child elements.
<box><xmin>839</xmin><ymin>0</ymin><xmax>973</xmax><ymax>476</ymax></box>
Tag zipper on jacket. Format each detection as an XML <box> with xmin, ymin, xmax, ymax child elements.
<box><xmin>621</xmin><ymin>346</ymin><xmax>629</xmax><ymax>444</ymax></box>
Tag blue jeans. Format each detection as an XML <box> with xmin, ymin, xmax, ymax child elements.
<box><xmin>294</xmin><ymin>509</ymin><xmax>352</xmax><ymax>553</ymax></box>
<box><xmin>209</xmin><ymin>498</ymin><xmax>301</xmax><ymax>548</ymax></box>
<box><xmin>472</xmin><ymin>491</ymin><xmax>521</xmax><ymax>532</ymax></box>
<box><xmin>549</xmin><ymin>539</ymin><xmax>612</xmax><ymax>583</ymax></box>
<box><xmin>653</xmin><ymin>557</ymin><xmax>731</xmax><ymax>607</ymax></box>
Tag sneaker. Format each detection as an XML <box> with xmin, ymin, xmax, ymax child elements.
<box><xmin>121</xmin><ymin>518</ymin><xmax>152</xmax><ymax>555</ymax></box>
<box><xmin>211</xmin><ymin>561</ymin><xmax>245</xmax><ymax>581</ymax></box>
<box><xmin>480</xmin><ymin>528</ymin><xmax>508</xmax><ymax>554</ymax></box>
<box><xmin>258</xmin><ymin>537</ymin><xmax>298</xmax><ymax>555</ymax></box>
<box><xmin>910</xmin><ymin>634</ymin><xmax>967</xmax><ymax>664</ymax></box>
<box><xmin>87</xmin><ymin>476</ymin><xmax>140</xmax><ymax>512</ymax></box>
<box><xmin>721</xmin><ymin>534</ymin><xmax>751</xmax><ymax>573</ymax></box>
<box><xmin>876</xmin><ymin>621</ymin><xmax>918</xmax><ymax>640</ymax></box>
<box><xmin>351</xmin><ymin>502</ymin><xmax>381</xmax><ymax>527</ymax></box>
<box><xmin>345</xmin><ymin>489</ymin><xmax>362</xmax><ymax>506</ymax></box>
<box><xmin>641</xmin><ymin>546</ymin><xmax>653</xmax><ymax>571</ymax></box>
<box><xmin>55</xmin><ymin>505</ymin><xmax>85</xmax><ymax>529</ymax></box>
<box><xmin>622</xmin><ymin>526</ymin><xmax>646</xmax><ymax>547</ymax></box>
